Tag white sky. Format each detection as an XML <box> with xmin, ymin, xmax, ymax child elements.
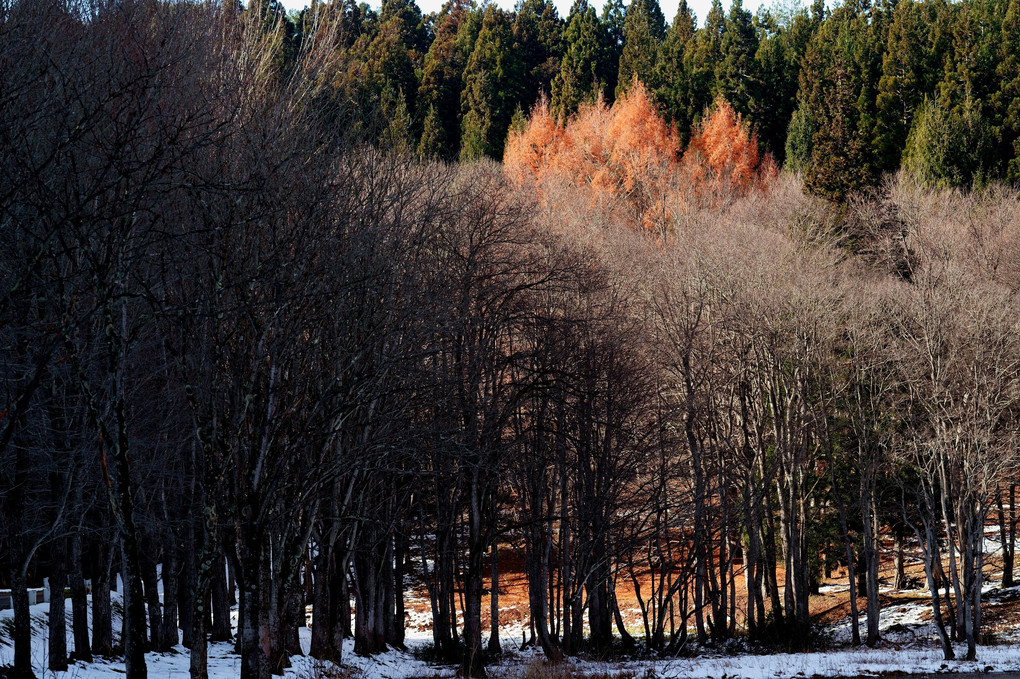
<box><xmin>279</xmin><ymin>0</ymin><xmax>812</xmax><ymax>28</ymax></box>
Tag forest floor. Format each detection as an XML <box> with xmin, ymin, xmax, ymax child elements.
<box><xmin>6</xmin><ymin>526</ymin><xmax>1020</xmax><ymax>678</ymax></box>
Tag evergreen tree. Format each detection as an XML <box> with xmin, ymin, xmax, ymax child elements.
<box><xmin>460</xmin><ymin>5</ymin><xmax>524</xmax><ymax>160</ymax></box>
<box><xmin>379</xmin><ymin>0</ymin><xmax>431</xmax><ymax>57</ymax></box>
<box><xmin>903</xmin><ymin>96</ymin><xmax>992</xmax><ymax>187</ymax></box>
<box><xmin>687</xmin><ymin>0</ymin><xmax>725</xmax><ymax>122</ymax></box>
<box><xmin>716</xmin><ymin>0</ymin><xmax>759</xmax><ymax>117</ymax></box>
<box><xmin>940</xmin><ymin>0</ymin><xmax>1003</xmax><ymax>110</ymax></box>
<box><xmin>419</xmin><ymin>103</ymin><xmax>448</xmax><ymax>158</ymax></box>
<box><xmin>417</xmin><ymin>0</ymin><xmax>480</xmax><ymax>158</ymax></box>
<box><xmin>784</xmin><ymin>104</ymin><xmax>815</xmax><ymax>171</ymax></box>
<box><xmin>513</xmin><ymin>0</ymin><xmax>565</xmax><ymax>110</ymax></box>
<box><xmin>602</xmin><ymin>0</ymin><xmax>627</xmax><ymax>96</ymax></box>
<box><xmin>874</xmin><ymin>0</ymin><xmax>950</xmax><ymax>172</ymax></box>
<box><xmin>801</xmin><ymin>3</ymin><xmax>881</xmax><ymax>200</ymax></box>
<box><xmin>997</xmin><ymin>0</ymin><xmax>1020</xmax><ymax>180</ymax></box>
<box><xmin>550</xmin><ymin>0</ymin><xmax>610</xmax><ymax>119</ymax></box>
<box><xmin>654</xmin><ymin>0</ymin><xmax>697</xmax><ymax>143</ymax></box>
<box><xmin>752</xmin><ymin>10</ymin><xmax>801</xmax><ymax>160</ymax></box>
<box><xmin>616</xmin><ymin>0</ymin><xmax>667</xmax><ymax>96</ymax></box>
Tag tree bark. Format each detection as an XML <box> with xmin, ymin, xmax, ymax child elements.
<box><xmin>49</xmin><ymin>538</ymin><xmax>69</xmax><ymax>671</ymax></box>
<box><xmin>92</xmin><ymin>541</ymin><xmax>115</xmax><ymax>656</ymax></box>
<box><xmin>487</xmin><ymin>539</ymin><xmax>501</xmax><ymax>656</ymax></box>
<box><xmin>70</xmin><ymin>529</ymin><xmax>92</xmax><ymax>662</ymax></box>
<box><xmin>211</xmin><ymin>554</ymin><xmax>232</xmax><ymax>642</ymax></box>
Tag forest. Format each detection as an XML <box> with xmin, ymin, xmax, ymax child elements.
<box><xmin>2</xmin><ymin>0</ymin><xmax>1020</xmax><ymax>677</ymax></box>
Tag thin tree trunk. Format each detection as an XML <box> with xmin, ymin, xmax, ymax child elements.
<box><xmin>49</xmin><ymin>538</ymin><xmax>69</xmax><ymax>672</ymax></box>
<box><xmin>70</xmin><ymin>529</ymin><xmax>92</xmax><ymax>662</ymax></box>
<box><xmin>93</xmin><ymin>541</ymin><xmax>115</xmax><ymax>656</ymax></box>
<box><xmin>211</xmin><ymin>554</ymin><xmax>232</xmax><ymax>642</ymax></box>
<box><xmin>488</xmin><ymin>539</ymin><xmax>501</xmax><ymax>655</ymax></box>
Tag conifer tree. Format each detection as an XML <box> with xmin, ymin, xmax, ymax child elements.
<box><xmin>654</xmin><ymin>0</ymin><xmax>697</xmax><ymax>144</ymax></box>
<box><xmin>513</xmin><ymin>0</ymin><xmax>564</xmax><ymax>111</ymax></box>
<box><xmin>752</xmin><ymin>10</ymin><xmax>801</xmax><ymax>160</ymax></box>
<box><xmin>874</xmin><ymin>0</ymin><xmax>948</xmax><ymax>172</ymax></box>
<box><xmin>419</xmin><ymin>103</ymin><xmax>447</xmax><ymax>158</ymax></box>
<box><xmin>601</xmin><ymin>0</ymin><xmax>627</xmax><ymax>97</ymax></box>
<box><xmin>550</xmin><ymin>0</ymin><xmax>610</xmax><ymax>119</ymax></box>
<box><xmin>418</xmin><ymin>0</ymin><xmax>480</xmax><ymax>158</ymax></box>
<box><xmin>716</xmin><ymin>0</ymin><xmax>758</xmax><ymax>117</ymax></box>
<box><xmin>616</xmin><ymin>0</ymin><xmax>667</xmax><ymax>97</ymax></box>
<box><xmin>800</xmin><ymin>3</ymin><xmax>881</xmax><ymax>200</ymax></box>
<box><xmin>460</xmin><ymin>5</ymin><xmax>524</xmax><ymax>160</ymax></box>
<box><xmin>687</xmin><ymin>0</ymin><xmax>725</xmax><ymax>122</ymax></box>
<box><xmin>997</xmin><ymin>0</ymin><xmax>1020</xmax><ymax>180</ymax></box>
<box><xmin>784</xmin><ymin>104</ymin><xmax>815</xmax><ymax>171</ymax></box>
<box><xmin>902</xmin><ymin>96</ymin><xmax>991</xmax><ymax>187</ymax></box>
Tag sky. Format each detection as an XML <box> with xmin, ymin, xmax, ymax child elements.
<box><xmin>279</xmin><ymin>0</ymin><xmax>812</xmax><ymax>29</ymax></box>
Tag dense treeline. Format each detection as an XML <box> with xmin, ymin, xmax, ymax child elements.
<box><xmin>3</xmin><ymin>2</ymin><xmax>1020</xmax><ymax>679</ymax></box>
<box><xmin>266</xmin><ymin>0</ymin><xmax>1020</xmax><ymax>198</ymax></box>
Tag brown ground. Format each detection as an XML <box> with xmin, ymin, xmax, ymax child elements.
<box><xmin>402</xmin><ymin>526</ymin><xmax>1020</xmax><ymax>643</ymax></box>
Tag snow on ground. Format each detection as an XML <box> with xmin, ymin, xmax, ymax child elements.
<box><xmin>10</xmin><ymin>590</ymin><xmax>1020</xmax><ymax>678</ymax></box>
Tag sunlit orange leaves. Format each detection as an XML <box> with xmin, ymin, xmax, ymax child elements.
<box><xmin>683</xmin><ymin>98</ymin><xmax>777</xmax><ymax>197</ymax></box>
<box><xmin>505</xmin><ymin>81</ymin><xmax>679</xmax><ymax>211</ymax></box>
<box><xmin>504</xmin><ymin>84</ymin><xmax>777</xmax><ymax>232</ymax></box>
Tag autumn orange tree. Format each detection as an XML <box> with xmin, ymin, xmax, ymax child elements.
<box><xmin>505</xmin><ymin>83</ymin><xmax>775</xmax><ymax>229</ymax></box>
<box><xmin>682</xmin><ymin>97</ymin><xmax>776</xmax><ymax>200</ymax></box>
<box><xmin>505</xmin><ymin>79</ymin><xmax>680</xmax><ymax>226</ymax></box>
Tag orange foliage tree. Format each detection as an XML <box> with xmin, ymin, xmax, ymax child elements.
<box><xmin>505</xmin><ymin>80</ymin><xmax>680</xmax><ymax>221</ymax></box>
<box><xmin>682</xmin><ymin>97</ymin><xmax>777</xmax><ymax>198</ymax></box>
<box><xmin>504</xmin><ymin>83</ymin><xmax>776</xmax><ymax>230</ymax></box>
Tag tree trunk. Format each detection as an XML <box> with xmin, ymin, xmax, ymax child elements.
<box><xmin>861</xmin><ymin>485</ymin><xmax>880</xmax><ymax>647</ymax></box>
<box><xmin>141</xmin><ymin>554</ymin><xmax>163</xmax><ymax>651</ymax></box>
<box><xmin>119</xmin><ymin>534</ymin><xmax>149</xmax><ymax>678</ymax></box>
<box><xmin>211</xmin><ymin>554</ymin><xmax>232</xmax><ymax>642</ymax></box>
<box><xmin>998</xmin><ymin>487</ymin><xmax>1014</xmax><ymax>588</ymax></box>
<box><xmin>70</xmin><ymin>530</ymin><xmax>92</xmax><ymax>662</ymax></box>
<box><xmin>49</xmin><ymin>538</ymin><xmax>69</xmax><ymax>672</ymax></box>
<box><xmin>462</xmin><ymin>470</ymin><xmax>487</xmax><ymax>678</ymax></box>
<box><xmin>190</xmin><ymin>579</ymin><xmax>209</xmax><ymax>679</ymax></box>
<box><xmin>487</xmin><ymin>539</ymin><xmax>501</xmax><ymax>656</ymax></box>
<box><xmin>11</xmin><ymin>566</ymin><xmax>35</xmax><ymax>679</ymax></box>
<box><xmin>92</xmin><ymin>541</ymin><xmax>115</xmax><ymax>656</ymax></box>
<box><xmin>160</xmin><ymin>527</ymin><xmax>179</xmax><ymax>651</ymax></box>
<box><xmin>893</xmin><ymin>533</ymin><xmax>905</xmax><ymax>591</ymax></box>
<box><xmin>309</xmin><ymin>549</ymin><xmax>336</xmax><ymax>661</ymax></box>
<box><xmin>391</xmin><ymin>530</ymin><xmax>406</xmax><ymax>649</ymax></box>
<box><xmin>179</xmin><ymin>525</ymin><xmax>195</xmax><ymax>649</ymax></box>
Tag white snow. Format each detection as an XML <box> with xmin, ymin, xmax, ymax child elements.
<box><xmin>8</xmin><ymin>585</ymin><xmax>1020</xmax><ymax>678</ymax></box>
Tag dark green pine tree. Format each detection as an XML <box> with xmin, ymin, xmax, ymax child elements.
<box><xmin>801</xmin><ymin>2</ymin><xmax>882</xmax><ymax>200</ymax></box>
<box><xmin>784</xmin><ymin>104</ymin><xmax>815</xmax><ymax>172</ymax></box>
<box><xmin>902</xmin><ymin>95</ymin><xmax>992</xmax><ymax>187</ymax></box>
<box><xmin>997</xmin><ymin>0</ymin><xmax>1020</xmax><ymax>180</ymax></box>
<box><xmin>616</xmin><ymin>0</ymin><xmax>666</xmax><ymax>96</ymax></box>
<box><xmin>379</xmin><ymin>0</ymin><xmax>431</xmax><ymax>57</ymax></box>
<box><xmin>939</xmin><ymin>0</ymin><xmax>1004</xmax><ymax>117</ymax></box>
<box><xmin>417</xmin><ymin>0</ymin><xmax>480</xmax><ymax>158</ymax></box>
<box><xmin>513</xmin><ymin>0</ymin><xmax>564</xmax><ymax>110</ymax></box>
<box><xmin>419</xmin><ymin>104</ymin><xmax>447</xmax><ymax>158</ymax></box>
<box><xmin>601</xmin><ymin>0</ymin><xmax>627</xmax><ymax>97</ymax></box>
<box><xmin>550</xmin><ymin>0</ymin><xmax>611</xmax><ymax>119</ymax></box>
<box><xmin>873</xmin><ymin>0</ymin><xmax>949</xmax><ymax>173</ymax></box>
<box><xmin>460</xmin><ymin>5</ymin><xmax>525</xmax><ymax>160</ymax></box>
<box><xmin>654</xmin><ymin>0</ymin><xmax>697</xmax><ymax>143</ymax></box>
<box><xmin>252</xmin><ymin>0</ymin><xmax>300</xmax><ymax>77</ymax></box>
<box><xmin>338</xmin><ymin>0</ymin><xmax>426</xmax><ymax>140</ymax></box>
<box><xmin>752</xmin><ymin>11</ymin><xmax>799</xmax><ymax>161</ymax></box>
<box><xmin>687</xmin><ymin>0</ymin><xmax>725</xmax><ymax>120</ymax></box>
<box><xmin>715</xmin><ymin>0</ymin><xmax>758</xmax><ymax>117</ymax></box>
